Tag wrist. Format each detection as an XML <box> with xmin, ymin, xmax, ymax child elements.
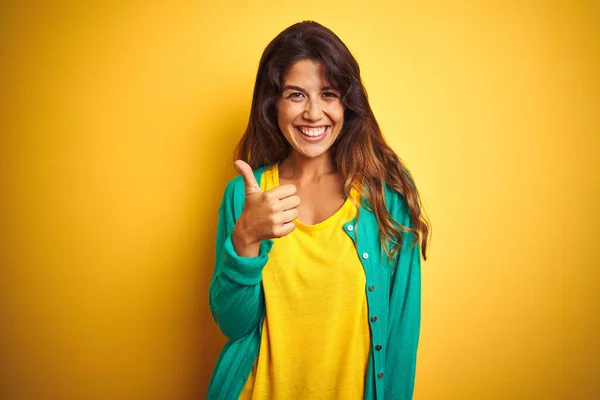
<box><xmin>232</xmin><ymin>221</ymin><xmax>260</xmax><ymax>257</ymax></box>
<box><xmin>233</xmin><ymin>219</ymin><xmax>258</xmax><ymax>247</ymax></box>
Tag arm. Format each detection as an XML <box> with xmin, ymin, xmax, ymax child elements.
<box><xmin>386</xmin><ymin>210</ymin><xmax>422</xmax><ymax>399</ymax></box>
<box><xmin>208</xmin><ymin>184</ymin><xmax>273</xmax><ymax>341</ymax></box>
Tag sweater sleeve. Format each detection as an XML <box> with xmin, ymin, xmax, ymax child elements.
<box><xmin>208</xmin><ymin>179</ymin><xmax>273</xmax><ymax>341</ymax></box>
<box><xmin>385</xmin><ymin>203</ymin><xmax>422</xmax><ymax>400</ymax></box>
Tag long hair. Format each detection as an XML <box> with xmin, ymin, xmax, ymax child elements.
<box><xmin>235</xmin><ymin>21</ymin><xmax>430</xmax><ymax>261</ymax></box>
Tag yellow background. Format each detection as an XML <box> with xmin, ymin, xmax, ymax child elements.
<box><xmin>1</xmin><ymin>1</ymin><xmax>598</xmax><ymax>399</ymax></box>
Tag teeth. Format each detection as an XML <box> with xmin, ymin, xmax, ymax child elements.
<box><xmin>298</xmin><ymin>127</ymin><xmax>327</xmax><ymax>137</ymax></box>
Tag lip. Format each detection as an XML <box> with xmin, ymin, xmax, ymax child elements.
<box><xmin>294</xmin><ymin>126</ymin><xmax>329</xmax><ymax>143</ymax></box>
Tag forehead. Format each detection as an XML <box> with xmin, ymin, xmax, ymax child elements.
<box><xmin>282</xmin><ymin>59</ymin><xmax>328</xmax><ymax>87</ymax></box>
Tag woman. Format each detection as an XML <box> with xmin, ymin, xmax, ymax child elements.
<box><xmin>208</xmin><ymin>21</ymin><xmax>429</xmax><ymax>400</ymax></box>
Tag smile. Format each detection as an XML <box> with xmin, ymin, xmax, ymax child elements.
<box><xmin>295</xmin><ymin>126</ymin><xmax>329</xmax><ymax>142</ymax></box>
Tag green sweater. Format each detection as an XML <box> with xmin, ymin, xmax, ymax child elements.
<box><xmin>208</xmin><ymin>166</ymin><xmax>421</xmax><ymax>399</ymax></box>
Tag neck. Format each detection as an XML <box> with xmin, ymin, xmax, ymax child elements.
<box><xmin>279</xmin><ymin>151</ymin><xmax>337</xmax><ymax>185</ymax></box>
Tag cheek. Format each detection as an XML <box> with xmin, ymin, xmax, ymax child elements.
<box><xmin>277</xmin><ymin>103</ymin><xmax>299</xmax><ymax>126</ymax></box>
<box><xmin>329</xmin><ymin>104</ymin><xmax>345</xmax><ymax>126</ymax></box>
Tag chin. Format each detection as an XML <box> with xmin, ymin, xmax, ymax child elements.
<box><xmin>296</xmin><ymin>147</ymin><xmax>331</xmax><ymax>159</ymax></box>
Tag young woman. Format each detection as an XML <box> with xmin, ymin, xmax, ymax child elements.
<box><xmin>208</xmin><ymin>21</ymin><xmax>430</xmax><ymax>400</ymax></box>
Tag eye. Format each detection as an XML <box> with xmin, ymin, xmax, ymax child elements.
<box><xmin>286</xmin><ymin>92</ymin><xmax>305</xmax><ymax>100</ymax></box>
<box><xmin>322</xmin><ymin>91</ymin><xmax>339</xmax><ymax>99</ymax></box>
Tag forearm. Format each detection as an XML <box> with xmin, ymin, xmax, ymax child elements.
<box><xmin>210</xmin><ymin>275</ymin><xmax>265</xmax><ymax>340</ymax></box>
<box><xmin>209</xmin><ymin>232</ymin><xmax>273</xmax><ymax>340</ymax></box>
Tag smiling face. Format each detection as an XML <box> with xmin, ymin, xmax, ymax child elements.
<box><xmin>276</xmin><ymin>59</ymin><xmax>344</xmax><ymax>161</ymax></box>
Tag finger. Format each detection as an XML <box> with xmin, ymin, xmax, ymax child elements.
<box><xmin>281</xmin><ymin>208</ymin><xmax>299</xmax><ymax>224</ymax></box>
<box><xmin>279</xmin><ymin>195</ymin><xmax>301</xmax><ymax>211</ymax></box>
<box><xmin>234</xmin><ymin>160</ymin><xmax>261</xmax><ymax>195</ymax></box>
<box><xmin>266</xmin><ymin>184</ymin><xmax>297</xmax><ymax>200</ymax></box>
<box><xmin>276</xmin><ymin>221</ymin><xmax>296</xmax><ymax>237</ymax></box>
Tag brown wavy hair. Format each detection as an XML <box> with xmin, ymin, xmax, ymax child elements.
<box><xmin>235</xmin><ymin>21</ymin><xmax>430</xmax><ymax>261</ymax></box>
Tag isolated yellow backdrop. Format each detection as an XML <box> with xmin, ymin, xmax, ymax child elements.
<box><xmin>1</xmin><ymin>1</ymin><xmax>598</xmax><ymax>399</ymax></box>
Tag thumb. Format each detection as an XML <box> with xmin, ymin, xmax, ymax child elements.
<box><xmin>234</xmin><ymin>160</ymin><xmax>262</xmax><ymax>195</ymax></box>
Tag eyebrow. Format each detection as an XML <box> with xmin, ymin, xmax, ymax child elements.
<box><xmin>282</xmin><ymin>85</ymin><xmax>338</xmax><ymax>92</ymax></box>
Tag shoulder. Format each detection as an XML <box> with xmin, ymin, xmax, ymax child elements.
<box><xmin>383</xmin><ymin>183</ymin><xmax>410</xmax><ymax>224</ymax></box>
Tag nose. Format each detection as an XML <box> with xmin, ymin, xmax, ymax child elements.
<box><xmin>303</xmin><ymin>98</ymin><xmax>323</xmax><ymax>122</ymax></box>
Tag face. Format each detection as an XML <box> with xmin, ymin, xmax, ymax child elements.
<box><xmin>276</xmin><ymin>59</ymin><xmax>344</xmax><ymax>160</ymax></box>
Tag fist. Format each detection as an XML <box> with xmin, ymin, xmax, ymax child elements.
<box><xmin>231</xmin><ymin>160</ymin><xmax>300</xmax><ymax>256</ymax></box>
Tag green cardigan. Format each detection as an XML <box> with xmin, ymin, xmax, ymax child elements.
<box><xmin>208</xmin><ymin>166</ymin><xmax>421</xmax><ymax>399</ymax></box>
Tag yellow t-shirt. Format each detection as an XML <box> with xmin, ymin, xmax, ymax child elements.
<box><xmin>239</xmin><ymin>164</ymin><xmax>370</xmax><ymax>399</ymax></box>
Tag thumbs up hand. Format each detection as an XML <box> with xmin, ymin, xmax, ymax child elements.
<box><xmin>231</xmin><ymin>160</ymin><xmax>300</xmax><ymax>257</ymax></box>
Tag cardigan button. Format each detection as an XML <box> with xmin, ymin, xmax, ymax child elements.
<box><xmin>375</xmin><ymin>344</ymin><xmax>382</xmax><ymax>351</ymax></box>
<box><xmin>362</xmin><ymin>252</ymin><xmax>369</xmax><ymax>259</ymax></box>
<box><xmin>346</xmin><ymin>225</ymin><xmax>354</xmax><ymax>231</ymax></box>
<box><xmin>370</xmin><ymin>316</ymin><xmax>378</xmax><ymax>322</ymax></box>
<box><xmin>368</xmin><ymin>285</ymin><xmax>375</xmax><ymax>292</ymax></box>
<box><xmin>378</xmin><ymin>372</ymin><xmax>384</xmax><ymax>379</ymax></box>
